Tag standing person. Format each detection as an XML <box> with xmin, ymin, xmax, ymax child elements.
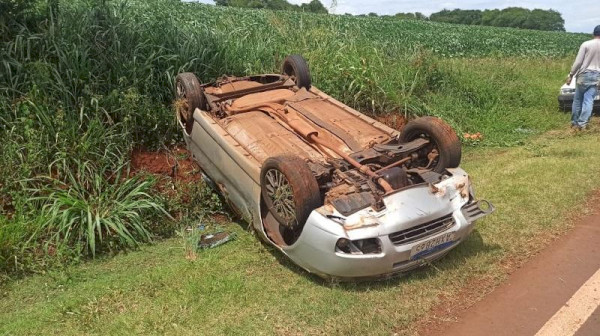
<box><xmin>567</xmin><ymin>25</ymin><xmax>600</xmax><ymax>130</ymax></box>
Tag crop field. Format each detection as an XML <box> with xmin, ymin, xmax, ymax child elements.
<box><xmin>0</xmin><ymin>0</ymin><xmax>597</xmax><ymax>334</ymax></box>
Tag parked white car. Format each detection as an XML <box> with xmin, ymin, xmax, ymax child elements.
<box><xmin>558</xmin><ymin>76</ymin><xmax>600</xmax><ymax>111</ymax></box>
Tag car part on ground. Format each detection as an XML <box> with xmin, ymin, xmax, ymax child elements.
<box><xmin>175</xmin><ymin>54</ymin><xmax>494</xmax><ymax>280</ymax></box>
<box><xmin>199</xmin><ymin>231</ymin><xmax>236</xmax><ymax>249</ymax></box>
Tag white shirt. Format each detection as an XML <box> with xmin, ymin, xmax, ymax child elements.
<box><xmin>570</xmin><ymin>39</ymin><xmax>600</xmax><ymax>76</ymax></box>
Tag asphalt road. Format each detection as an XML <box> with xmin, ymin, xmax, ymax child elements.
<box><xmin>424</xmin><ymin>205</ymin><xmax>600</xmax><ymax>336</ymax></box>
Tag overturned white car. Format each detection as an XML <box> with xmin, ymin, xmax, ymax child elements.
<box><xmin>175</xmin><ymin>55</ymin><xmax>494</xmax><ymax>280</ymax></box>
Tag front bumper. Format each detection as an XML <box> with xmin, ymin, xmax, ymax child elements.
<box><xmin>558</xmin><ymin>94</ymin><xmax>600</xmax><ymax>111</ymax></box>
<box><xmin>281</xmin><ymin>168</ymin><xmax>494</xmax><ymax>280</ymax></box>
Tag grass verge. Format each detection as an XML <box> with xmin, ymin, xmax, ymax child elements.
<box><xmin>2</xmin><ymin>118</ymin><xmax>600</xmax><ymax>335</ymax></box>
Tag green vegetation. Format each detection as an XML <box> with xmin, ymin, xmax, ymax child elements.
<box><xmin>210</xmin><ymin>0</ymin><xmax>567</xmax><ymax>32</ymax></box>
<box><xmin>0</xmin><ymin>0</ymin><xmax>587</xmax><ymax>282</ymax></box>
<box><xmin>3</xmin><ymin>128</ymin><xmax>600</xmax><ymax>335</ymax></box>
<box><xmin>215</xmin><ymin>0</ymin><xmax>328</xmax><ymax>13</ymax></box>
<box><xmin>394</xmin><ymin>12</ymin><xmax>427</xmax><ymax>20</ymax></box>
<box><xmin>429</xmin><ymin>8</ymin><xmax>565</xmax><ymax>31</ymax></box>
<box><xmin>32</xmin><ymin>163</ymin><xmax>167</xmax><ymax>257</ymax></box>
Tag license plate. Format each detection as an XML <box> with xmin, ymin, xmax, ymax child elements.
<box><xmin>410</xmin><ymin>232</ymin><xmax>456</xmax><ymax>260</ymax></box>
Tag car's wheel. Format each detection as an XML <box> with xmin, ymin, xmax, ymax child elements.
<box><xmin>175</xmin><ymin>72</ymin><xmax>206</xmax><ymax>134</ymax></box>
<box><xmin>399</xmin><ymin>116</ymin><xmax>461</xmax><ymax>173</ymax></box>
<box><xmin>281</xmin><ymin>54</ymin><xmax>311</xmax><ymax>90</ymax></box>
<box><xmin>260</xmin><ymin>155</ymin><xmax>320</xmax><ymax>244</ymax></box>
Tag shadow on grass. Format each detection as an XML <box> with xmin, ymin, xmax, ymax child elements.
<box><xmin>262</xmin><ymin>229</ymin><xmax>501</xmax><ymax>291</ymax></box>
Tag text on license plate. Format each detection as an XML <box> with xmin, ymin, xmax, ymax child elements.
<box><xmin>410</xmin><ymin>232</ymin><xmax>456</xmax><ymax>260</ymax></box>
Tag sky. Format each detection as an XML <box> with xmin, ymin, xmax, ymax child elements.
<box><xmin>192</xmin><ymin>0</ymin><xmax>599</xmax><ymax>33</ymax></box>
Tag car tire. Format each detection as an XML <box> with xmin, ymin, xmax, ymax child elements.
<box><xmin>260</xmin><ymin>155</ymin><xmax>320</xmax><ymax>244</ymax></box>
<box><xmin>175</xmin><ymin>72</ymin><xmax>206</xmax><ymax>134</ymax></box>
<box><xmin>281</xmin><ymin>55</ymin><xmax>312</xmax><ymax>90</ymax></box>
<box><xmin>399</xmin><ymin>116</ymin><xmax>461</xmax><ymax>173</ymax></box>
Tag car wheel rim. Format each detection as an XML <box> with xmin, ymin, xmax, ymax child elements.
<box><xmin>176</xmin><ymin>81</ymin><xmax>191</xmax><ymax>123</ymax></box>
<box><xmin>283</xmin><ymin>64</ymin><xmax>297</xmax><ymax>83</ymax></box>
<box><xmin>265</xmin><ymin>168</ymin><xmax>296</xmax><ymax>226</ymax></box>
<box><xmin>176</xmin><ymin>81</ymin><xmax>186</xmax><ymax>99</ymax></box>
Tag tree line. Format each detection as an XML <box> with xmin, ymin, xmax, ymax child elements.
<box><xmin>213</xmin><ymin>0</ymin><xmax>565</xmax><ymax>32</ymax></box>
<box><xmin>365</xmin><ymin>8</ymin><xmax>565</xmax><ymax>32</ymax></box>
<box><xmin>360</xmin><ymin>8</ymin><xmax>564</xmax><ymax>32</ymax></box>
<box><xmin>427</xmin><ymin>8</ymin><xmax>565</xmax><ymax>31</ymax></box>
<box><xmin>214</xmin><ymin>0</ymin><xmax>328</xmax><ymax>14</ymax></box>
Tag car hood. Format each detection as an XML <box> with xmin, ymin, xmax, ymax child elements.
<box><xmin>561</xmin><ymin>78</ymin><xmax>576</xmax><ymax>91</ymax></box>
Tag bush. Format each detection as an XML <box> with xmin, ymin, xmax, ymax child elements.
<box><xmin>29</xmin><ymin>161</ymin><xmax>167</xmax><ymax>257</ymax></box>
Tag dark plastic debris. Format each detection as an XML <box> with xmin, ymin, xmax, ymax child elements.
<box><xmin>198</xmin><ymin>231</ymin><xmax>235</xmax><ymax>249</ymax></box>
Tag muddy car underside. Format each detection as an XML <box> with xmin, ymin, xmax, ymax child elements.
<box><xmin>175</xmin><ymin>55</ymin><xmax>493</xmax><ymax>279</ymax></box>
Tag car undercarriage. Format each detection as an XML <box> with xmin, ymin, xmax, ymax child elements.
<box><xmin>175</xmin><ymin>55</ymin><xmax>494</xmax><ymax>279</ymax></box>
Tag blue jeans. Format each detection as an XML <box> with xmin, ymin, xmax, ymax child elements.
<box><xmin>572</xmin><ymin>71</ymin><xmax>600</xmax><ymax>128</ymax></box>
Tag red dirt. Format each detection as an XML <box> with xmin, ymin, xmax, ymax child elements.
<box><xmin>130</xmin><ymin>145</ymin><xmax>202</xmax><ymax>186</ymax></box>
<box><xmin>463</xmin><ymin>132</ymin><xmax>483</xmax><ymax>140</ymax></box>
<box><xmin>374</xmin><ymin>113</ymin><xmax>407</xmax><ymax>130</ymax></box>
<box><xmin>130</xmin><ymin>146</ymin><xmax>238</xmax><ymax>224</ymax></box>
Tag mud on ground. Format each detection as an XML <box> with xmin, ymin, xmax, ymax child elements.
<box><xmin>130</xmin><ymin>145</ymin><xmax>202</xmax><ymax>187</ymax></box>
<box><xmin>375</xmin><ymin>113</ymin><xmax>407</xmax><ymax>131</ymax></box>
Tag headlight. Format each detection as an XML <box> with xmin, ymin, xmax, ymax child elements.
<box><xmin>561</xmin><ymin>88</ymin><xmax>575</xmax><ymax>94</ymax></box>
<box><xmin>336</xmin><ymin>238</ymin><xmax>382</xmax><ymax>255</ymax></box>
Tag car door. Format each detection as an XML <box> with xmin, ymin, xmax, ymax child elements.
<box><xmin>183</xmin><ymin>108</ymin><xmax>263</xmax><ymax>226</ymax></box>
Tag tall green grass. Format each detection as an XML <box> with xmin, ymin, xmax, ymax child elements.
<box><xmin>0</xmin><ymin>96</ymin><xmax>170</xmax><ymax>276</ymax></box>
<box><xmin>0</xmin><ymin>0</ymin><xmax>582</xmax><ymax>278</ymax></box>
<box><xmin>30</xmin><ymin>161</ymin><xmax>166</xmax><ymax>257</ymax></box>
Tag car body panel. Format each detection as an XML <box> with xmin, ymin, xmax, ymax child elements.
<box><xmin>222</xmin><ymin>111</ymin><xmax>325</xmax><ymax>164</ymax></box>
<box><xmin>184</xmin><ymin>109</ymin><xmax>261</xmax><ymax>223</ymax></box>
<box><xmin>281</xmin><ymin>172</ymin><xmax>474</xmax><ymax>279</ymax></box>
